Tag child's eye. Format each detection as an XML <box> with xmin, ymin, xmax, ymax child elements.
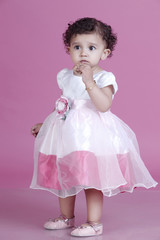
<box><xmin>89</xmin><ymin>46</ymin><xmax>96</xmax><ymax>51</ymax></box>
<box><xmin>74</xmin><ymin>45</ymin><xmax>80</xmax><ymax>50</ymax></box>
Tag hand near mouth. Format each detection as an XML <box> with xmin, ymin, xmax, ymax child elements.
<box><xmin>73</xmin><ymin>64</ymin><xmax>83</xmax><ymax>76</ymax></box>
<box><xmin>73</xmin><ymin>62</ymin><xmax>94</xmax><ymax>86</ymax></box>
<box><xmin>73</xmin><ymin>62</ymin><xmax>89</xmax><ymax>76</ymax></box>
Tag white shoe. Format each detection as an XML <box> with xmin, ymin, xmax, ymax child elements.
<box><xmin>44</xmin><ymin>215</ymin><xmax>75</xmax><ymax>230</ymax></box>
<box><xmin>71</xmin><ymin>222</ymin><xmax>103</xmax><ymax>237</ymax></box>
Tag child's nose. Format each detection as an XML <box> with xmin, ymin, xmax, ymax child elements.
<box><xmin>80</xmin><ymin>48</ymin><xmax>87</xmax><ymax>56</ymax></box>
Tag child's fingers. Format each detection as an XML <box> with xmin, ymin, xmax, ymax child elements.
<box><xmin>31</xmin><ymin>130</ymin><xmax>36</xmax><ymax>136</ymax></box>
<box><xmin>31</xmin><ymin>125</ymin><xmax>38</xmax><ymax>135</ymax></box>
<box><xmin>31</xmin><ymin>130</ymin><xmax>37</xmax><ymax>137</ymax></box>
<box><xmin>31</xmin><ymin>123</ymin><xmax>42</xmax><ymax>137</ymax></box>
<box><xmin>73</xmin><ymin>65</ymin><xmax>82</xmax><ymax>76</ymax></box>
<box><xmin>31</xmin><ymin>126</ymin><xmax>35</xmax><ymax>133</ymax></box>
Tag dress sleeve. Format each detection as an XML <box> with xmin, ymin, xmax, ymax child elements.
<box><xmin>57</xmin><ymin>68</ymin><xmax>68</xmax><ymax>90</ymax></box>
<box><xmin>96</xmin><ymin>71</ymin><xmax>118</xmax><ymax>95</ymax></box>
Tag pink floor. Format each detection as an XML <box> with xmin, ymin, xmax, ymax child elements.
<box><xmin>0</xmin><ymin>188</ymin><xmax>160</xmax><ymax>240</ymax></box>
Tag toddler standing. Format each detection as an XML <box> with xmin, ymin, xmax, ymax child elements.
<box><xmin>31</xmin><ymin>17</ymin><xmax>157</xmax><ymax>237</ymax></box>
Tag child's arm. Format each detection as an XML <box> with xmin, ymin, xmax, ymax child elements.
<box><xmin>74</xmin><ymin>64</ymin><xmax>113</xmax><ymax>112</ymax></box>
<box><xmin>87</xmin><ymin>85</ymin><xmax>113</xmax><ymax>112</ymax></box>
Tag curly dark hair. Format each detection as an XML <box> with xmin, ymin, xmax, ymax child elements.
<box><xmin>63</xmin><ymin>17</ymin><xmax>117</xmax><ymax>57</ymax></box>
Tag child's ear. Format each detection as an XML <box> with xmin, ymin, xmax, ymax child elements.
<box><xmin>67</xmin><ymin>47</ymin><xmax>70</xmax><ymax>54</ymax></box>
<box><xmin>101</xmin><ymin>49</ymin><xmax>111</xmax><ymax>60</ymax></box>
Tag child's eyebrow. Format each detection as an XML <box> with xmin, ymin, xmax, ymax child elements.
<box><xmin>87</xmin><ymin>42</ymin><xmax>98</xmax><ymax>47</ymax></box>
<box><xmin>71</xmin><ymin>42</ymin><xmax>80</xmax><ymax>46</ymax></box>
<box><xmin>71</xmin><ymin>41</ymin><xmax>98</xmax><ymax>46</ymax></box>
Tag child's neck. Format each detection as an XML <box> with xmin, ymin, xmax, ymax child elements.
<box><xmin>92</xmin><ymin>66</ymin><xmax>103</xmax><ymax>75</ymax></box>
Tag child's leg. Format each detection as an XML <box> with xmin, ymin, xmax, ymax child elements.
<box><xmin>44</xmin><ymin>195</ymin><xmax>76</xmax><ymax>230</ymax></box>
<box><xmin>70</xmin><ymin>189</ymin><xmax>103</xmax><ymax>236</ymax></box>
<box><xmin>59</xmin><ymin>195</ymin><xmax>76</xmax><ymax>219</ymax></box>
<box><xmin>84</xmin><ymin>189</ymin><xmax>103</xmax><ymax>223</ymax></box>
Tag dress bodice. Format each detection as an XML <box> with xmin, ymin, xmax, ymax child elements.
<box><xmin>57</xmin><ymin>68</ymin><xmax>118</xmax><ymax>100</ymax></box>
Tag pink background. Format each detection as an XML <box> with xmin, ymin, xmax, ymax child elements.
<box><xmin>0</xmin><ymin>0</ymin><xmax>159</xmax><ymax>189</ymax></box>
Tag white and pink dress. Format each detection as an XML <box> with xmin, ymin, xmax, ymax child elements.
<box><xmin>30</xmin><ymin>69</ymin><xmax>157</xmax><ymax>198</ymax></box>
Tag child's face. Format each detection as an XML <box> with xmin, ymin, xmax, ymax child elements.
<box><xmin>68</xmin><ymin>33</ymin><xmax>110</xmax><ymax>71</ymax></box>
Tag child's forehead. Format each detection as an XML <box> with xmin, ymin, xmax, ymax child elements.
<box><xmin>70</xmin><ymin>32</ymin><xmax>104</xmax><ymax>44</ymax></box>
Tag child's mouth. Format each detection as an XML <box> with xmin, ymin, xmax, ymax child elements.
<box><xmin>80</xmin><ymin>60</ymin><xmax>89</xmax><ymax>64</ymax></box>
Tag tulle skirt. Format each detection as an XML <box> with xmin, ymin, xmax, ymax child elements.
<box><xmin>30</xmin><ymin>99</ymin><xmax>158</xmax><ymax>198</ymax></box>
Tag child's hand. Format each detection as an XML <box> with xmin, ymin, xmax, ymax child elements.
<box><xmin>73</xmin><ymin>64</ymin><xmax>83</xmax><ymax>76</ymax></box>
<box><xmin>73</xmin><ymin>63</ymin><xmax>93</xmax><ymax>84</ymax></box>
<box><xmin>31</xmin><ymin>123</ymin><xmax>43</xmax><ymax>137</ymax></box>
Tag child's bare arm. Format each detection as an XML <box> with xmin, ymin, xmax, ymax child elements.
<box><xmin>74</xmin><ymin>64</ymin><xmax>113</xmax><ymax>112</ymax></box>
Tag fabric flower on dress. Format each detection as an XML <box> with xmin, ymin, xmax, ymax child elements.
<box><xmin>55</xmin><ymin>96</ymin><xmax>71</xmax><ymax>120</ymax></box>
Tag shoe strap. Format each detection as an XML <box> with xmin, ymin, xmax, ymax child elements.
<box><xmin>86</xmin><ymin>222</ymin><xmax>102</xmax><ymax>233</ymax></box>
<box><xmin>60</xmin><ymin>214</ymin><xmax>75</xmax><ymax>220</ymax></box>
<box><xmin>50</xmin><ymin>214</ymin><xmax>74</xmax><ymax>223</ymax></box>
